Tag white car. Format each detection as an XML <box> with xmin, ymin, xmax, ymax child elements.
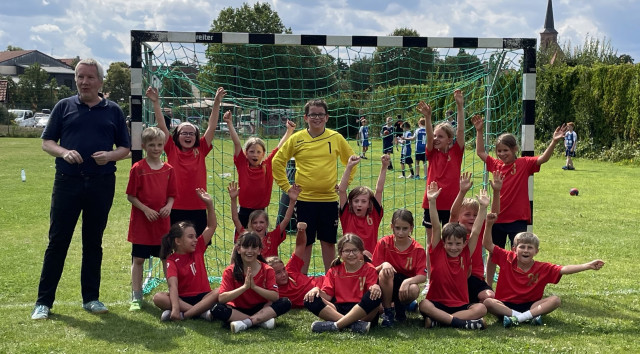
<box><xmin>9</xmin><ymin>109</ymin><xmax>34</xmax><ymax>125</ymax></box>
<box><xmin>36</xmin><ymin>116</ymin><xmax>50</xmax><ymax>128</ymax></box>
<box><xmin>18</xmin><ymin>117</ymin><xmax>37</xmax><ymax>127</ymax></box>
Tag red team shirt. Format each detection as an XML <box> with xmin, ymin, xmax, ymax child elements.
<box><xmin>485</xmin><ymin>155</ymin><xmax>540</xmax><ymax>224</ymax></box>
<box><xmin>164</xmin><ymin>137</ymin><xmax>213</xmax><ymax>210</ymax></box>
<box><xmin>237</xmin><ymin>226</ymin><xmax>286</xmax><ymax>259</ymax></box>
<box><xmin>423</xmin><ymin>144</ymin><xmax>463</xmax><ymax>210</ymax></box>
<box><xmin>427</xmin><ymin>241</ymin><xmax>471</xmax><ymax>307</ymax></box>
<box><xmin>219</xmin><ymin>262</ymin><xmax>278</xmax><ymax>309</ymax></box>
<box><xmin>126</xmin><ymin>160</ymin><xmax>178</xmax><ymax>245</ymax></box>
<box><xmin>491</xmin><ymin>246</ymin><xmax>562</xmax><ymax>304</ymax></box>
<box><xmin>234</xmin><ymin>148</ymin><xmax>278</xmax><ymax>210</ymax></box>
<box><xmin>470</xmin><ymin>228</ymin><xmax>486</xmax><ymax>280</ymax></box>
<box><xmin>279</xmin><ymin>253</ymin><xmax>324</xmax><ymax>308</ymax></box>
<box><xmin>166</xmin><ymin>236</ymin><xmax>212</xmax><ymax>297</ymax></box>
<box><xmin>322</xmin><ymin>262</ymin><xmax>378</xmax><ymax>304</ymax></box>
<box><xmin>372</xmin><ymin>235</ymin><xmax>427</xmax><ymax>278</ymax></box>
<box><xmin>339</xmin><ymin>199</ymin><xmax>383</xmax><ymax>254</ymax></box>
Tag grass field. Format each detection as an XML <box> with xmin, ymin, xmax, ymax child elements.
<box><xmin>0</xmin><ymin>137</ymin><xmax>639</xmax><ymax>353</ymax></box>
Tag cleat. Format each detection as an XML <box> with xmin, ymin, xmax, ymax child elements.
<box><xmin>380</xmin><ymin>308</ymin><xmax>395</xmax><ymax>327</ymax></box>
<box><xmin>129</xmin><ymin>299</ymin><xmax>142</xmax><ymax>312</ymax></box>
<box><xmin>503</xmin><ymin>316</ymin><xmax>519</xmax><ymax>328</ymax></box>
<box><xmin>531</xmin><ymin>315</ymin><xmax>543</xmax><ymax>326</ymax></box>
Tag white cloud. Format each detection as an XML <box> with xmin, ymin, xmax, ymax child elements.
<box><xmin>31</xmin><ymin>24</ymin><xmax>62</xmax><ymax>33</ymax></box>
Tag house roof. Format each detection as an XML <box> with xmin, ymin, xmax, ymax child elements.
<box><xmin>15</xmin><ymin>64</ymin><xmax>75</xmax><ymax>74</ymax></box>
<box><xmin>0</xmin><ymin>50</ymin><xmax>36</xmax><ymax>64</ymax></box>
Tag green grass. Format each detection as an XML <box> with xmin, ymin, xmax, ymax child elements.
<box><xmin>1</xmin><ymin>137</ymin><xmax>639</xmax><ymax>353</ymax></box>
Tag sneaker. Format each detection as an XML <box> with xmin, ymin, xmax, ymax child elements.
<box><xmin>311</xmin><ymin>320</ymin><xmax>338</xmax><ymax>333</ymax></box>
<box><xmin>424</xmin><ymin>316</ymin><xmax>439</xmax><ymax>328</ymax></box>
<box><xmin>562</xmin><ymin>166</ymin><xmax>568</xmax><ymax>170</ymax></box>
<box><xmin>259</xmin><ymin>318</ymin><xmax>275</xmax><ymax>329</ymax></box>
<box><xmin>83</xmin><ymin>300</ymin><xmax>108</xmax><ymax>314</ymax></box>
<box><xmin>407</xmin><ymin>174</ymin><xmax>414</xmax><ymax>179</ymax></box>
<box><xmin>129</xmin><ymin>299</ymin><xmax>142</xmax><ymax>312</ymax></box>
<box><xmin>360</xmin><ymin>155</ymin><xmax>368</xmax><ymax>159</ymax></box>
<box><xmin>503</xmin><ymin>316</ymin><xmax>519</xmax><ymax>328</ymax></box>
<box><xmin>568</xmin><ymin>166</ymin><xmax>575</xmax><ymax>170</ymax></box>
<box><xmin>464</xmin><ymin>319</ymin><xmax>486</xmax><ymax>330</ymax></box>
<box><xmin>406</xmin><ymin>300</ymin><xmax>418</xmax><ymax>312</ymax></box>
<box><xmin>161</xmin><ymin>310</ymin><xmax>184</xmax><ymax>321</ymax></box>
<box><xmin>31</xmin><ymin>304</ymin><xmax>50</xmax><ymax>320</ymax></box>
<box><xmin>349</xmin><ymin>320</ymin><xmax>370</xmax><ymax>334</ymax></box>
<box><xmin>381</xmin><ymin>308</ymin><xmax>395</xmax><ymax>327</ymax></box>
<box><xmin>398</xmin><ymin>175</ymin><xmax>405</xmax><ymax>179</ymax></box>
<box><xmin>531</xmin><ymin>315</ymin><xmax>543</xmax><ymax>326</ymax></box>
<box><xmin>230</xmin><ymin>320</ymin><xmax>249</xmax><ymax>333</ymax></box>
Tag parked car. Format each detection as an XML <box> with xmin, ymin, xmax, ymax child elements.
<box><xmin>216</xmin><ymin>122</ymin><xmax>229</xmax><ymax>132</ymax></box>
<box><xmin>36</xmin><ymin>116</ymin><xmax>50</xmax><ymax>128</ymax></box>
<box><xmin>18</xmin><ymin>117</ymin><xmax>37</xmax><ymax>127</ymax></box>
<box><xmin>9</xmin><ymin>109</ymin><xmax>34</xmax><ymax>125</ymax></box>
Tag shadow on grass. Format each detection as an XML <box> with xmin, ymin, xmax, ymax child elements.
<box><xmin>55</xmin><ymin>311</ymin><xmax>186</xmax><ymax>351</ymax></box>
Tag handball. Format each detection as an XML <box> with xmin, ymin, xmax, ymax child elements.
<box><xmin>570</xmin><ymin>188</ymin><xmax>579</xmax><ymax>196</ymax></box>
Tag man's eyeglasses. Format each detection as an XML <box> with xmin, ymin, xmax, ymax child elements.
<box><xmin>179</xmin><ymin>132</ymin><xmax>196</xmax><ymax>137</ymax></box>
<box><xmin>307</xmin><ymin>113</ymin><xmax>327</xmax><ymax>119</ymax></box>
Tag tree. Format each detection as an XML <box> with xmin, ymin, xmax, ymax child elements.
<box><xmin>17</xmin><ymin>63</ymin><xmax>50</xmax><ymax>110</ymax></box>
<box><xmin>201</xmin><ymin>3</ymin><xmax>337</xmax><ymax>107</ymax></box>
<box><xmin>103</xmin><ymin>62</ymin><xmax>131</xmax><ymax>114</ymax></box>
<box><xmin>370</xmin><ymin>28</ymin><xmax>437</xmax><ymax>87</ymax></box>
<box><xmin>160</xmin><ymin>60</ymin><xmax>195</xmax><ymax>106</ymax></box>
<box><xmin>6</xmin><ymin>45</ymin><xmax>23</xmax><ymax>51</ymax></box>
<box><xmin>617</xmin><ymin>54</ymin><xmax>634</xmax><ymax>64</ymax></box>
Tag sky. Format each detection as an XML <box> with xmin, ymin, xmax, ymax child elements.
<box><xmin>1</xmin><ymin>0</ymin><xmax>638</xmax><ymax>67</ymax></box>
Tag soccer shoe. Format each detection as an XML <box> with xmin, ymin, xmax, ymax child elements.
<box><xmin>531</xmin><ymin>315</ymin><xmax>543</xmax><ymax>326</ymax></box>
<box><xmin>406</xmin><ymin>300</ymin><xmax>418</xmax><ymax>312</ymax></box>
<box><xmin>82</xmin><ymin>300</ymin><xmax>108</xmax><ymax>314</ymax></box>
<box><xmin>349</xmin><ymin>320</ymin><xmax>371</xmax><ymax>334</ymax></box>
<box><xmin>381</xmin><ymin>308</ymin><xmax>395</xmax><ymax>327</ymax></box>
<box><xmin>464</xmin><ymin>319</ymin><xmax>486</xmax><ymax>330</ymax></box>
<box><xmin>424</xmin><ymin>317</ymin><xmax>439</xmax><ymax>328</ymax></box>
<box><xmin>503</xmin><ymin>316</ymin><xmax>519</xmax><ymax>328</ymax></box>
<box><xmin>398</xmin><ymin>175</ymin><xmax>405</xmax><ymax>179</ymax></box>
<box><xmin>360</xmin><ymin>155</ymin><xmax>368</xmax><ymax>159</ymax></box>
<box><xmin>568</xmin><ymin>166</ymin><xmax>575</xmax><ymax>170</ymax></box>
<box><xmin>259</xmin><ymin>318</ymin><xmax>275</xmax><ymax>329</ymax></box>
<box><xmin>311</xmin><ymin>320</ymin><xmax>338</xmax><ymax>333</ymax></box>
<box><xmin>161</xmin><ymin>310</ymin><xmax>184</xmax><ymax>321</ymax></box>
<box><xmin>129</xmin><ymin>299</ymin><xmax>142</xmax><ymax>312</ymax></box>
<box><xmin>562</xmin><ymin>166</ymin><xmax>568</xmax><ymax>170</ymax></box>
<box><xmin>230</xmin><ymin>320</ymin><xmax>249</xmax><ymax>333</ymax></box>
<box><xmin>407</xmin><ymin>174</ymin><xmax>414</xmax><ymax>179</ymax></box>
<box><xmin>31</xmin><ymin>304</ymin><xmax>50</xmax><ymax>320</ymax></box>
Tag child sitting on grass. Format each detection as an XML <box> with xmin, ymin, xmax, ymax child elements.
<box><xmin>482</xmin><ymin>213</ymin><xmax>605</xmax><ymax>327</ymax></box>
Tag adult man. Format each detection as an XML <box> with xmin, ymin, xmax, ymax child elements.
<box><xmin>272</xmin><ymin>99</ymin><xmax>355</xmax><ymax>273</ymax></box>
<box><xmin>32</xmin><ymin>59</ymin><xmax>131</xmax><ymax>319</ymax></box>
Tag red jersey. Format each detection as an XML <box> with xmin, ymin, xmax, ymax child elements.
<box><xmin>423</xmin><ymin>143</ymin><xmax>463</xmax><ymax>210</ymax></box>
<box><xmin>322</xmin><ymin>262</ymin><xmax>378</xmax><ymax>304</ymax></box>
<box><xmin>372</xmin><ymin>235</ymin><xmax>427</xmax><ymax>278</ymax></box>
<box><xmin>339</xmin><ymin>199</ymin><xmax>383</xmax><ymax>254</ymax></box>
<box><xmin>426</xmin><ymin>241</ymin><xmax>471</xmax><ymax>307</ymax></box>
<box><xmin>491</xmin><ymin>246</ymin><xmax>562</xmax><ymax>304</ymax></box>
<box><xmin>470</xmin><ymin>227</ymin><xmax>486</xmax><ymax>280</ymax></box>
<box><xmin>237</xmin><ymin>226</ymin><xmax>286</xmax><ymax>259</ymax></box>
<box><xmin>126</xmin><ymin>160</ymin><xmax>178</xmax><ymax>245</ymax></box>
<box><xmin>219</xmin><ymin>262</ymin><xmax>278</xmax><ymax>309</ymax></box>
<box><xmin>485</xmin><ymin>155</ymin><xmax>540</xmax><ymax>224</ymax></box>
<box><xmin>234</xmin><ymin>148</ymin><xmax>278</xmax><ymax>209</ymax></box>
<box><xmin>279</xmin><ymin>253</ymin><xmax>324</xmax><ymax>308</ymax></box>
<box><xmin>166</xmin><ymin>236</ymin><xmax>212</xmax><ymax>297</ymax></box>
<box><xmin>164</xmin><ymin>136</ymin><xmax>212</xmax><ymax>210</ymax></box>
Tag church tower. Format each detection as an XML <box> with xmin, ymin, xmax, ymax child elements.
<box><xmin>540</xmin><ymin>0</ymin><xmax>558</xmax><ymax>50</ymax></box>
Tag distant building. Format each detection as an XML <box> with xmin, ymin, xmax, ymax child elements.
<box><xmin>0</xmin><ymin>50</ymin><xmax>76</xmax><ymax>90</ymax></box>
<box><xmin>540</xmin><ymin>0</ymin><xmax>559</xmax><ymax>50</ymax></box>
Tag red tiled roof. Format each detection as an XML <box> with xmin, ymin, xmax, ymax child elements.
<box><xmin>0</xmin><ymin>50</ymin><xmax>35</xmax><ymax>63</ymax></box>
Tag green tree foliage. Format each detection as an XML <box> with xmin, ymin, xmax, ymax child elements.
<box><xmin>57</xmin><ymin>84</ymin><xmax>74</xmax><ymax>100</ymax></box>
<box><xmin>6</xmin><ymin>45</ymin><xmax>23</xmax><ymax>51</ymax></box>
<box><xmin>1</xmin><ymin>75</ymin><xmax>18</xmax><ymax>108</ymax></box>
<box><xmin>160</xmin><ymin>60</ymin><xmax>195</xmax><ymax>105</ymax></box>
<box><xmin>561</xmin><ymin>35</ymin><xmax>619</xmax><ymax>66</ymax></box>
<box><xmin>370</xmin><ymin>28</ymin><xmax>437</xmax><ymax>87</ymax></box>
<box><xmin>17</xmin><ymin>63</ymin><xmax>50</xmax><ymax>111</ymax></box>
<box><xmin>0</xmin><ymin>104</ymin><xmax>12</xmax><ymax>125</ymax></box>
<box><xmin>201</xmin><ymin>2</ymin><xmax>336</xmax><ymax>107</ymax></box>
<box><xmin>103</xmin><ymin>62</ymin><xmax>131</xmax><ymax>114</ymax></box>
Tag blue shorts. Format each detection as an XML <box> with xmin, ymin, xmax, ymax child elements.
<box><xmin>565</xmin><ymin>148</ymin><xmax>575</xmax><ymax>157</ymax></box>
<box><xmin>415</xmin><ymin>152</ymin><xmax>426</xmax><ymax>162</ymax></box>
<box><xmin>362</xmin><ymin>139</ymin><xmax>370</xmax><ymax>147</ymax></box>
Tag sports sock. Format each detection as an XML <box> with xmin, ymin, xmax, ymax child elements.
<box><xmin>516</xmin><ymin>310</ymin><xmax>533</xmax><ymax>323</ymax></box>
<box><xmin>511</xmin><ymin>310</ymin><xmax>522</xmax><ymax>318</ymax></box>
<box><xmin>450</xmin><ymin>317</ymin><xmax>464</xmax><ymax>328</ymax></box>
<box><xmin>132</xmin><ymin>290</ymin><xmax>143</xmax><ymax>301</ymax></box>
<box><xmin>242</xmin><ymin>318</ymin><xmax>253</xmax><ymax>328</ymax></box>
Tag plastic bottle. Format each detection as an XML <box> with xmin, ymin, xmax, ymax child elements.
<box><xmin>21</xmin><ymin>169</ymin><xmax>26</xmax><ymax>182</ymax></box>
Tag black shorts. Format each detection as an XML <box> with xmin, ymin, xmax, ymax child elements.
<box><xmin>392</xmin><ymin>273</ymin><xmax>410</xmax><ymax>303</ymax></box>
<box><xmin>415</xmin><ymin>152</ymin><xmax>426</xmax><ymax>162</ymax></box>
<box><xmin>502</xmin><ymin>301</ymin><xmax>535</xmax><ymax>313</ymax></box>
<box><xmin>232</xmin><ymin>303</ymin><xmax>267</xmax><ymax>316</ymax></box>
<box><xmin>296</xmin><ymin>200</ymin><xmax>338</xmax><ymax>245</ymax></box>
<box><xmin>383</xmin><ymin>145</ymin><xmax>394</xmax><ymax>154</ymax></box>
<box><xmin>492</xmin><ymin>220</ymin><xmax>527</xmax><ymax>249</ymax></box>
<box><xmin>422</xmin><ymin>209</ymin><xmax>451</xmax><ymax>229</ymax></box>
<box><xmin>238</xmin><ymin>206</ymin><xmax>263</xmax><ymax>229</ymax></box>
<box><xmin>467</xmin><ymin>275</ymin><xmax>492</xmax><ymax>303</ymax></box>
<box><xmin>335</xmin><ymin>302</ymin><xmax>357</xmax><ymax>315</ymax></box>
<box><xmin>179</xmin><ymin>292</ymin><xmax>209</xmax><ymax>306</ymax></box>
<box><xmin>170</xmin><ymin>209</ymin><xmax>207</xmax><ymax>237</ymax></box>
<box><xmin>131</xmin><ymin>244</ymin><xmax>161</xmax><ymax>259</ymax></box>
<box><xmin>431</xmin><ymin>300</ymin><xmax>471</xmax><ymax>315</ymax></box>
<box><xmin>401</xmin><ymin>155</ymin><xmax>413</xmax><ymax>165</ymax></box>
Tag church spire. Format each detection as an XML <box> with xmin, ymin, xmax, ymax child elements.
<box><xmin>540</xmin><ymin>0</ymin><xmax>558</xmax><ymax>50</ymax></box>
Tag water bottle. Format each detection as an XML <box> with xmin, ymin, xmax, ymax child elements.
<box><xmin>21</xmin><ymin>168</ymin><xmax>26</xmax><ymax>182</ymax></box>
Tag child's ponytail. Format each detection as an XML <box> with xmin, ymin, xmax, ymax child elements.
<box><xmin>159</xmin><ymin>221</ymin><xmax>195</xmax><ymax>259</ymax></box>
